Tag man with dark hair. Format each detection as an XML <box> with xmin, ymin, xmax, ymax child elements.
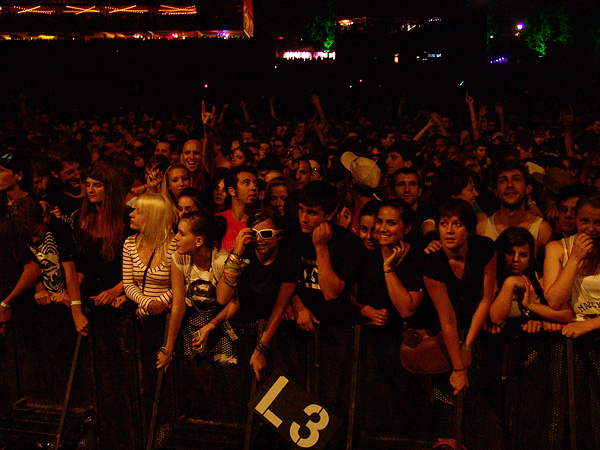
<box><xmin>553</xmin><ymin>183</ymin><xmax>597</xmax><ymax>239</ymax></box>
<box><xmin>217</xmin><ymin>166</ymin><xmax>259</xmax><ymax>251</ymax></box>
<box><xmin>292</xmin><ymin>180</ymin><xmax>362</xmax><ymax>327</ymax></box>
<box><xmin>289</xmin><ymin>180</ymin><xmax>362</xmax><ymax>440</ymax></box>
<box><xmin>45</xmin><ymin>145</ymin><xmax>84</xmax><ymax>229</ymax></box>
<box><xmin>384</xmin><ymin>142</ymin><xmax>414</xmax><ymax>176</ymax></box>
<box><xmin>390</xmin><ymin>167</ymin><xmax>431</xmax><ymax>244</ymax></box>
<box><xmin>154</xmin><ymin>141</ymin><xmax>172</xmax><ymax>159</ymax></box>
<box><xmin>9</xmin><ymin>197</ymin><xmax>88</xmax><ymax>335</ymax></box>
<box><xmin>477</xmin><ymin>163</ymin><xmax>552</xmax><ymax>252</ymax></box>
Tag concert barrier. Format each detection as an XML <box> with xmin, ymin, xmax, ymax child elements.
<box><xmin>0</xmin><ymin>300</ymin><xmax>599</xmax><ymax>450</ymax></box>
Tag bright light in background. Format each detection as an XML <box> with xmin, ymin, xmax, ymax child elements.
<box><xmin>490</xmin><ymin>56</ymin><xmax>508</xmax><ymax>64</ymax></box>
<box><xmin>517</xmin><ymin>23</ymin><xmax>524</xmax><ymax>30</ymax></box>
<box><xmin>490</xmin><ymin>34</ymin><xmax>494</xmax><ymax>39</ymax></box>
<box><xmin>394</xmin><ymin>53</ymin><xmax>399</xmax><ymax>63</ymax></box>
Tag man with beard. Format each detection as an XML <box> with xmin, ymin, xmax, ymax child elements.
<box><xmin>45</xmin><ymin>146</ymin><xmax>84</xmax><ymax>229</ymax></box>
<box><xmin>477</xmin><ymin>163</ymin><xmax>552</xmax><ymax>252</ymax></box>
<box><xmin>217</xmin><ymin>166</ymin><xmax>259</xmax><ymax>252</ymax></box>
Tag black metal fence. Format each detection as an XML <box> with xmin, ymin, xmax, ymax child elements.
<box><xmin>1</xmin><ymin>297</ymin><xmax>598</xmax><ymax>450</ymax></box>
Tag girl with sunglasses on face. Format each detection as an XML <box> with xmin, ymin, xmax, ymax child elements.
<box><xmin>218</xmin><ymin>207</ymin><xmax>301</xmax><ymax>382</ymax></box>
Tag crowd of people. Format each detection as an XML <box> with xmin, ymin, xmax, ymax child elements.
<box><xmin>1</xmin><ymin>90</ymin><xmax>600</xmax><ymax>443</ymax></box>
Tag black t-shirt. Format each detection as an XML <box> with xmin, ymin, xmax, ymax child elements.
<box><xmin>46</xmin><ymin>187</ymin><xmax>84</xmax><ymax>230</ymax></box>
<box><xmin>236</xmin><ymin>245</ymin><xmax>302</xmax><ymax>323</ymax></box>
<box><xmin>29</xmin><ymin>218</ymin><xmax>78</xmax><ymax>293</ymax></box>
<box><xmin>0</xmin><ymin>218</ymin><xmax>37</xmax><ymax>300</ymax></box>
<box><xmin>357</xmin><ymin>244</ymin><xmax>425</xmax><ymax>330</ymax></box>
<box><xmin>422</xmin><ymin>234</ymin><xmax>495</xmax><ymax>332</ymax></box>
<box><xmin>291</xmin><ymin>223</ymin><xmax>362</xmax><ymax>326</ymax></box>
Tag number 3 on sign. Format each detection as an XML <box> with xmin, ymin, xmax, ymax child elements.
<box><xmin>254</xmin><ymin>375</ymin><xmax>331</xmax><ymax>448</ymax></box>
<box><xmin>290</xmin><ymin>404</ymin><xmax>330</xmax><ymax>448</ymax></box>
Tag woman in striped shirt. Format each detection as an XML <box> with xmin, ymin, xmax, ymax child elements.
<box><xmin>123</xmin><ymin>193</ymin><xmax>177</xmax><ymax>318</ymax></box>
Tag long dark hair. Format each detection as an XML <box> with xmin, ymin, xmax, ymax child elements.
<box><xmin>78</xmin><ymin>162</ymin><xmax>126</xmax><ymax>263</ymax></box>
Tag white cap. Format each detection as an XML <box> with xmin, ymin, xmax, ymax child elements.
<box><xmin>341</xmin><ymin>151</ymin><xmax>382</xmax><ymax>189</ymax></box>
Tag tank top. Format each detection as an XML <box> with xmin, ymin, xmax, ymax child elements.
<box><xmin>561</xmin><ymin>235</ymin><xmax>600</xmax><ymax>321</ymax></box>
<box><xmin>481</xmin><ymin>212</ymin><xmax>543</xmax><ymax>242</ymax></box>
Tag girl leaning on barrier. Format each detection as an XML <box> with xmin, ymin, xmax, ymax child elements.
<box><xmin>123</xmin><ymin>193</ymin><xmax>177</xmax><ymax>319</ymax></box>
<box><xmin>75</xmin><ymin>162</ymin><xmax>128</xmax><ymax>336</ymax></box>
<box><xmin>544</xmin><ymin>193</ymin><xmax>600</xmax><ymax>337</ymax></box>
<box><xmin>423</xmin><ymin>199</ymin><xmax>497</xmax><ymax>396</ymax></box>
<box><xmin>216</xmin><ymin>206</ymin><xmax>302</xmax><ymax>382</ymax></box>
<box><xmin>156</xmin><ymin>209</ymin><xmax>237</xmax><ymax>371</ymax></box>
<box><xmin>490</xmin><ymin>227</ymin><xmax>572</xmax><ymax>331</ymax></box>
<box><xmin>353</xmin><ymin>198</ymin><xmax>424</xmax><ymax>328</ymax></box>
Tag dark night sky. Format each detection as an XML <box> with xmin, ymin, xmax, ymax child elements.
<box><xmin>254</xmin><ymin>0</ymin><xmax>600</xmax><ymax>39</ymax></box>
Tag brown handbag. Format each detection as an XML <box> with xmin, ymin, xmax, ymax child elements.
<box><xmin>400</xmin><ymin>328</ymin><xmax>452</xmax><ymax>374</ymax></box>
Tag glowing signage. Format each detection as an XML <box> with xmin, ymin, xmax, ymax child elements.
<box><xmin>282</xmin><ymin>51</ymin><xmax>336</xmax><ymax>60</ymax></box>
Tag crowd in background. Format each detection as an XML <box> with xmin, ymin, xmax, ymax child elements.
<box><xmin>1</xmin><ymin>88</ymin><xmax>600</xmax><ymax>443</ymax></box>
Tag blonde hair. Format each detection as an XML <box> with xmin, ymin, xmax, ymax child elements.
<box><xmin>160</xmin><ymin>163</ymin><xmax>190</xmax><ymax>202</ymax></box>
<box><xmin>135</xmin><ymin>193</ymin><xmax>177</xmax><ymax>264</ymax></box>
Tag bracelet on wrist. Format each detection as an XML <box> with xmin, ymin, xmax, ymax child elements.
<box><xmin>255</xmin><ymin>342</ymin><xmax>269</xmax><ymax>355</ymax></box>
<box><xmin>70</xmin><ymin>300</ymin><xmax>82</xmax><ymax>306</ymax></box>
<box><xmin>462</xmin><ymin>345</ymin><xmax>472</xmax><ymax>352</ymax></box>
<box><xmin>383</xmin><ymin>268</ymin><xmax>394</xmax><ymax>273</ymax></box>
<box><xmin>259</xmin><ymin>339</ymin><xmax>270</xmax><ymax>349</ymax></box>
<box><xmin>1</xmin><ymin>301</ymin><xmax>12</xmax><ymax>309</ymax></box>
<box><xmin>158</xmin><ymin>346</ymin><xmax>174</xmax><ymax>357</ymax></box>
<box><xmin>453</xmin><ymin>367</ymin><xmax>467</xmax><ymax>372</ymax></box>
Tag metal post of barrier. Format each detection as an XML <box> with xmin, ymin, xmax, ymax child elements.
<box><xmin>146</xmin><ymin>312</ymin><xmax>171</xmax><ymax>450</ymax></box>
<box><xmin>54</xmin><ymin>333</ymin><xmax>82</xmax><ymax>450</ymax></box>
<box><xmin>455</xmin><ymin>391</ymin><xmax>464</xmax><ymax>450</ymax></box>
<box><xmin>501</xmin><ymin>338</ymin><xmax>512</xmax><ymax>450</ymax></box>
<box><xmin>566</xmin><ymin>337</ymin><xmax>577</xmax><ymax>450</ymax></box>
<box><xmin>243</xmin><ymin>319</ymin><xmax>265</xmax><ymax>450</ymax></box>
<box><xmin>345</xmin><ymin>324</ymin><xmax>361</xmax><ymax>450</ymax></box>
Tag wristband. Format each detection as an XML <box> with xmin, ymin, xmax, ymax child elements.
<box><xmin>453</xmin><ymin>367</ymin><xmax>467</xmax><ymax>372</ymax></box>
<box><xmin>462</xmin><ymin>345</ymin><xmax>472</xmax><ymax>352</ymax></box>
<box><xmin>158</xmin><ymin>347</ymin><xmax>174</xmax><ymax>357</ymax></box>
<box><xmin>70</xmin><ymin>300</ymin><xmax>82</xmax><ymax>306</ymax></box>
<box><xmin>256</xmin><ymin>342</ymin><xmax>269</xmax><ymax>355</ymax></box>
<box><xmin>383</xmin><ymin>268</ymin><xmax>394</xmax><ymax>273</ymax></box>
<box><xmin>1</xmin><ymin>301</ymin><xmax>11</xmax><ymax>309</ymax></box>
<box><xmin>259</xmin><ymin>339</ymin><xmax>270</xmax><ymax>349</ymax></box>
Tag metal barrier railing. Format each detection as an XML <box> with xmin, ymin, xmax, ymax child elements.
<box><xmin>1</xmin><ymin>299</ymin><xmax>599</xmax><ymax>450</ymax></box>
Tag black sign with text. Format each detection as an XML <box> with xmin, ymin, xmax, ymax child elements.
<box><xmin>249</xmin><ymin>369</ymin><xmax>341</xmax><ymax>450</ymax></box>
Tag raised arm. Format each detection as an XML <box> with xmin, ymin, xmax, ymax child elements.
<box><xmin>310</xmin><ymin>94</ymin><xmax>327</xmax><ymax>126</ymax></box>
<box><xmin>312</xmin><ymin>223</ymin><xmax>345</xmax><ymax>301</ymax></box>
<box><xmin>383</xmin><ymin>244</ymin><xmax>423</xmax><ymax>318</ymax></box>
<box><xmin>543</xmin><ymin>235</ymin><xmax>593</xmax><ymax>309</ymax></box>
<box><xmin>413</xmin><ymin>116</ymin><xmax>435</xmax><ymax>142</ymax></box>
<box><xmin>465</xmin><ymin>92</ymin><xmax>481</xmax><ymax>141</ymax></box>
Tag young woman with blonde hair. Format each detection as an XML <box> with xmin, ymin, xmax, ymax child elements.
<box><xmin>124</xmin><ymin>193</ymin><xmax>177</xmax><ymax>318</ymax></box>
